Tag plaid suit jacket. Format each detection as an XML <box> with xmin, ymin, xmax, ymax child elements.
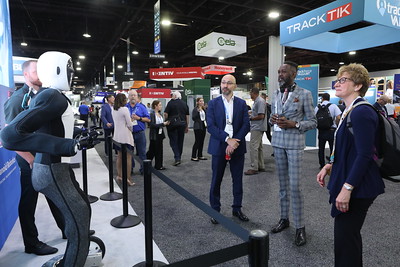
<box><xmin>271</xmin><ymin>84</ymin><xmax>317</xmax><ymax>150</ymax></box>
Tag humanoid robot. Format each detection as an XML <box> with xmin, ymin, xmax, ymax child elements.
<box><xmin>1</xmin><ymin>51</ymin><xmax>100</xmax><ymax>266</ymax></box>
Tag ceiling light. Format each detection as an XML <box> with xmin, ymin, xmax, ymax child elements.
<box><xmin>21</xmin><ymin>42</ymin><xmax>28</xmax><ymax>46</ymax></box>
<box><xmin>339</xmin><ymin>62</ymin><xmax>345</xmax><ymax>65</ymax></box>
<box><xmin>76</xmin><ymin>67</ymin><xmax>82</xmax><ymax>71</ymax></box>
<box><xmin>247</xmin><ymin>71</ymin><xmax>253</xmax><ymax>76</ymax></box>
<box><xmin>129</xmin><ymin>78</ymin><xmax>134</xmax><ymax>81</ymax></box>
<box><xmin>114</xmin><ymin>85</ymin><xmax>118</xmax><ymax>88</ymax></box>
<box><xmin>218</xmin><ymin>56</ymin><xmax>224</xmax><ymax>60</ymax></box>
<box><xmin>161</xmin><ymin>20</ymin><xmax>171</xmax><ymax>26</ymax></box>
<box><xmin>76</xmin><ymin>62</ymin><xmax>81</xmax><ymax>66</ymax></box>
<box><xmin>330</xmin><ymin>69</ymin><xmax>336</xmax><ymax>72</ymax></box>
<box><xmin>144</xmin><ymin>70</ymin><xmax>149</xmax><ymax>74</ymax></box>
<box><xmin>109</xmin><ymin>72</ymin><xmax>114</xmax><ymax>75</ymax></box>
<box><xmin>78</xmin><ymin>55</ymin><xmax>85</xmax><ymax>59</ymax></box>
<box><xmin>268</xmin><ymin>11</ymin><xmax>280</xmax><ymax>19</ymax></box>
<box><xmin>249</xmin><ymin>77</ymin><xmax>253</xmax><ymax>80</ymax></box>
<box><xmin>163</xmin><ymin>61</ymin><xmax>168</xmax><ymax>64</ymax></box>
<box><xmin>83</xmin><ymin>33</ymin><xmax>91</xmax><ymax>38</ymax></box>
<box><xmin>243</xmin><ymin>73</ymin><xmax>247</xmax><ymax>75</ymax></box>
<box><xmin>117</xmin><ymin>65</ymin><xmax>123</xmax><ymax>69</ymax></box>
<box><xmin>74</xmin><ymin>76</ymin><xmax>79</xmax><ymax>79</ymax></box>
<box><xmin>132</xmin><ymin>50</ymin><xmax>139</xmax><ymax>55</ymax></box>
<box><xmin>349</xmin><ymin>51</ymin><xmax>356</xmax><ymax>55</ymax></box>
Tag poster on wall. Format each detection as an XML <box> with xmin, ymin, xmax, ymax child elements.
<box><xmin>295</xmin><ymin>64</ymin><xmax>319</xmax><ymax>147</ymax></box>
<box><xmin>393</xmin><ymin>74</ymin><xmax>400</xmax><ymax>103</ymax></box>
<box><xmin>0</xmin><ymin>0</ymin><xmax>20</xmax><ymax>251</ymax></box>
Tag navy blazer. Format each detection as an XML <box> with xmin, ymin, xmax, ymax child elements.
<box><xmin>101</xmin><ymin>103</ymin><xmax>114</xmax><ymax>130</ymax></box>
<box><xmin>207</xmin><ymin>96</ymin><xmax>250</xmax><ymax>156</ymax></box>
<box><xmin>327</xmin><ymin>99</ymin><xmax>385</xmax><ymax>217</ymax></box>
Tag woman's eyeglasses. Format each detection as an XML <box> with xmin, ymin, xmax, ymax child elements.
<box><xmin>335</xmin><ymin>77</ymin><xmax>353</xmax><ymax>84</ymax></box>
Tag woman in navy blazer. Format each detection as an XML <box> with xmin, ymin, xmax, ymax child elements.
<box><xmin>317</xmin><ymin>63</ymin><xmax>385</xmax><ymax>267</ymax></box>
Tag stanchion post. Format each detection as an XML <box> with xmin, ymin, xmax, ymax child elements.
<box><xmin>122</xmin><ymin>144</ymin><xmax>128</xmax><ymax>216</ymax></box>
<box><xmin>100</xmin><ymin>136</ymin><xmax>123</xmax><ymax>201</ymax></box>
<box><xmin>133</xmin><ymin>160</ymin><xmax>166</xmax><ymax>267</ymax></box>
<box><xmin>81</xmin><ymin>148</ymin><xmax>98</xmax><ymax>203</ymax></box>
<box><xmin>248</xmin><ymin>229</ymin><xmax>269</xmax><ymax>267</ymax></box>
<box><xmin>144</xmin><ymin>160</ymin><xmax>153</xmax><ymax>265</ymax></box>
<box><xmin>110</xmin><ymin>143</ymin><xmax>141</xmax><ymax>228</ymax></box>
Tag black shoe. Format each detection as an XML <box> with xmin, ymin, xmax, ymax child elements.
<box><xmin>173</xmin><ymin>160</ymin><xmax>181</xmax><ymax>166</ymax></box>
<box><xmin>271</xmin><ymin>218</ymin><xmax>290</xmax><ymax>233</ymax></box>
<box><xmin>25</xmin><ymin>241</ymin><xmax>58</xmax><ymax>255</ymax></box>
<box><xmin>210</xmin><ymin>218</ymin><xmax>219</xmax><ymax>224</ymax></box>
<box><xmin>232</xmin><ymin>210</ymin><xmax>249</xmax><ymax>222</ymax></box>
<box><xmin>156</xmin><ymin>167</ymin><xmax>166</xmax><ymax>170</ymax></box>
<box><xmin>191</xmin><ymin>157</ymin><xmax>199</xmax><ymax>161</ymax></box>
<box><xmin>198</xmin><ymin>157</ymin><xmax>208</xmax><ymax>160</ymax></box>
<box><xmin>295</xmin><ymin>227</ymin><xmax>307</xmax><ymax>246</ymax></box>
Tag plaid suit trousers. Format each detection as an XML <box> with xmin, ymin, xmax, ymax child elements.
<box><xmin>274</xmin><ymin>147</ymin><xmax>304</xmax><ymax>229</ymax></box>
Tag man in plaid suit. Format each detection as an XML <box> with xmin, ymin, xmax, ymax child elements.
<box><xmin>270</xmin><ymin>61</ymin><xmax>317</xmax><ymax>246</ymax></box>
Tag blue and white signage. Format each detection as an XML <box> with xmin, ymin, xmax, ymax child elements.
<box><xmin>295</xmin><ymin>64</ymin><xmax>319</xmax><ymax>147</ymax></box>
<box><xmin>280</xmin><ymin>0</ymin><xmax>400</xmax><ymax>53</ymax></box>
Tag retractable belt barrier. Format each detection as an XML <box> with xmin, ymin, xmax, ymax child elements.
<box><xmin>127</xmin><ymin>150</ymin><xmax>269</xmax><ymax>266</ymax></box>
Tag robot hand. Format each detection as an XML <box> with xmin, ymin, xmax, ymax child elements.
<box><xmin>76</xmin><ymin>126</ymin><xmax>103</xmax><ymax>150</ymax></box>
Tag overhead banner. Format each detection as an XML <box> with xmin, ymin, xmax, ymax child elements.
<box><xmin>137</xmin><ymin>88</ymin><xmax>171</xmax><ymax>98</ymax></box>
<box><xmin>202</xmin><ymin>64</ymin><xmax>236</xmax><ymax>75</ymax></box>
<box><xmin>154</xmin><ymin>0</ymin><xmax>161</xmax><ymax>54</ymax></box>
<box><xmin>295</xmin><ymin>64</ymin><xmax>319</xmax><ymax>147</ymax></box>
<box><xmin>195</xmin><ymin>32</ymin><xmax>247</xmax><ymax>58</ymax></box>
<box><xmin>149</xmin><ymin>67</ymin><xmax>205</xmax><ymax>81</ymax></box>
<box><xmin>280</xmin><ymin>0</ymin><xmax>400</xmax><ymax>53</ymax></box>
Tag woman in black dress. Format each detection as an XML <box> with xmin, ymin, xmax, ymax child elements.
<box><xmin>191</xmin><ymin>97</ymin><xmax>207</xmax><ymax>161</ymax></box>
<box><xmin>147</xmin><ymin>100</ymin><xmax>169</xmax><ymax>170</ymax></box>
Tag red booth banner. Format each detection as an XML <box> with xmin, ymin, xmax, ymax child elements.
<box><xmin>202</xmin><ymin>64</ymin><xmax>236</xmax><ymax>75</ymax></box>
<box><xmin>149</xmin><ymin>67</ymin><xmax>204</xmax><ymax>81</ymax></box>
<box><xmin>137</xmin><ymin>88</ymin><xmax>171</xmax><ymax>98</ymax></box>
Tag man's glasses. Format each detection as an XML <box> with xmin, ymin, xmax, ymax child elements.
<box><xmin>335</xmin><ymin>77</ymin><xmax>353</xmax><ymax>84</ymax></box>
<box><xmin>221</xmin><ymin>81</ymin><xmax>235</xmax><ymax>85</ymax></box>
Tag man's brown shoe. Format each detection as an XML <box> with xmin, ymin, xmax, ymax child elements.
<box><xmin>244</xmin><ymin>169</ymin><xmax>258</xmax><ymax>175</ymax></box>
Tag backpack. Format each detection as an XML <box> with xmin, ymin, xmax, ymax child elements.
<box><xmin>316</xmin><ymin>103</ymin><xmax>333</xmax><ymax>130</ymax></box>
<box><xmin>347</xmin><ymin>101</ymin><xmax>400</xmax><ymax>182</ymax></box>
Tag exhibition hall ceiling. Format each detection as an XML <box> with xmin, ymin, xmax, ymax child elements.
<box><xmin>9</xmin><ymin>0</ymin><xmax>400</xmax><ymax>88</ymax></box>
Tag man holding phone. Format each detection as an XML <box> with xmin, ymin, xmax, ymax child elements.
<box><xmin>269</xmin><ymin>61</ymin><xmax>317</xmax><ymax>246</ymax></box>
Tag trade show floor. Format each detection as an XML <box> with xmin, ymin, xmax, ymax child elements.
<box><xmin>0</xmin><ymin>148</ymin><xmax>168</xmax><ymax>267</ymax></box>
<box><xmin>95</xmin><ymin>129</ymin><xmax>400</xmax><ymax>267</ymax></box>
<box><xmin>1</xmin><ymin>128</ymin><xmax>399</xmax><ymax>267</ymax></box>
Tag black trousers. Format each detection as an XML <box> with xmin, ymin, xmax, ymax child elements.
<box><xmin>147</xmin><ymin>137</ymin><xmax>164</xmax><ymax>169</ymax></box>
<box><xmin>167</xmin><ymin>125</ymin><xmax>186</xmax><ymax>161</ymax></box>
<box><xmin>80</xmin><ymin>114</ymin><xmax>89</xmax><ymax>128</ymax></box>
<box><xmin>16</xmin><ymin>154</ymin><xmax>65</xmax><ymax>248</ymax></box>
<box><xmin>334</xmin><ymin>198</ymin><xmax>375</xmax><ymax>267</ymax></box>
<box><xmin>192</xmin><ymin>129</ymin><xmax>206</xmax><ymax>158</ymax></box>
<box><xmin>318</xmin><ymin>129</ymin><xmax>335</xmax><ymax>167</ymax></box>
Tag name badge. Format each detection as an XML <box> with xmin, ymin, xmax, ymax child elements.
<box><xmin>158</xmin><ymin>128</ymin><xmax>162</xmax><ymax>134</ymax></box>
<box><xmin>132</xmin><ymin>120</ymin><xmax>138</xmax><ymax>126</ymax></box>
<box><xmin>273</xmin><ymin>124</ymin><xmax>282</xmax><ymax>132</ymax></box>
<box><xmin>225</xmin><ymin>124</ymin><xmax>233</xmax><ymax>138</ymax></box>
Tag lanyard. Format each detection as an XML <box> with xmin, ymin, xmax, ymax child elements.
<box><xmin>329</xmin><ymin>97</ymin><xmax>361</xmax><ymax>163</ymax></box>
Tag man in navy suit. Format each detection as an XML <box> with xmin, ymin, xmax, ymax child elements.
<box><xmin>207</xmin><ymin>74</ymin><xmax>250</xmax><ymax>224</ymax></box>
<box><xmin>373</xmin><ymin>95</ymin><xmax>389</xmax><ymax>118</ymax></box>
<box><xmin>101</xmin><ymin>94</ymin><xmax>114</xmax><ymax>156</ymax></box>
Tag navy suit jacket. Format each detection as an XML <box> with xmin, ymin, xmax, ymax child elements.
<box><xmin>327</xmin><ymin>98</ymin><xmax>385</xmax><ymax>217</ymax></box>
<box><xmin>207</xmin><ymin>96</ymin><xmax>250</xmax><ymax>156</ymax></box>
<box><xmin>101</xmin><ymin>103</ymin><xmax>114</xmax><ymax>130</ymax></box>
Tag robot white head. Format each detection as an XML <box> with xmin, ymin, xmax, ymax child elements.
<box><xmin>37</xmin><ymin>51</ymin><xmax>74</xmax><ymax>91</ymax></box>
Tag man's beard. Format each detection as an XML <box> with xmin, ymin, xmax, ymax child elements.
<box><xmin>222</xmin><ymin>88</ymin><xmax>231</xmax><ymax>96</ymax></box>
